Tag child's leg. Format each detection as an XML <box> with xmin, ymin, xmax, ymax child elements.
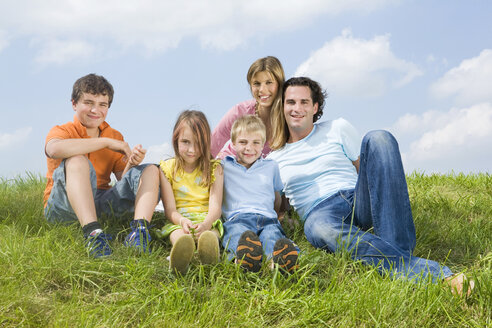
<box><xmin>64</xmin><ymin>155</ymin><xmax>99</xmax><ymax>227</ymax></box>
<box><xmin>222</xmin><ymin>217</ymin><xmax>255</xmax><ymax>260</ymax></box>
<box><xmin>257</xmin><ymin>217</ymin><xmax>288</xmax><ymax>258</ymax></box>
<box><xmin>134</xmin><ymin>164</ymin><xmax>160</xmax><ymax>222</ymax></box>
<box><xmin>259</xmin><ymin>217</ymin><xmax>299</xmax><ymax>272</ymax></box>
<box><xmin>95</xmin><ymin>164</ymin><xmax>159</xmax><ymax>219</ymax></box>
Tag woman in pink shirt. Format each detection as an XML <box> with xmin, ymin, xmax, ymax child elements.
<box><xmin>211</xmin><ymin>56</ymin><xmax>285</xmax><ymax>159</ymax></box>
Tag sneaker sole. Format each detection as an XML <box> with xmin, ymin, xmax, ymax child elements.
<box><xmin>198</xmin><ymin>231</ymin><xmax>219</xmax><ymax>265</ymax></box>
<box><xmin>273</xmin><ymin>238</ymin><xmax>299</xmax><ymax>274</ymax></box>
<box><xmin>170</xmin><ymin>235</ymin><xmax>195</xmax><ymax>275</ymax></box>
<box><xmin>236</xmin><ymin>231</ymin><xmax>262</xmax><ymax>272</ymax></box>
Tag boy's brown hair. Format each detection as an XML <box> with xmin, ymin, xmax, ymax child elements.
<box><xmin>71</xmin><ymin>73</ymin><xmax>115</xmax><ymax>107</ymax></box>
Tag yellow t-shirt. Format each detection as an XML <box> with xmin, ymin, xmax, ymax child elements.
<box><xmin>160</xmin><ymin>158</ymin><xmax>220</xmax><ymax>218</ymax></box>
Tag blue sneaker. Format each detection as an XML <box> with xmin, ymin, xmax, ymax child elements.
<box><xmin>85</xmin><ymin>229</ymin><xmax>112</xmax><ymax>258</ymax></box>
<box><xmin>124</xmin><ymin>220</ymin><xmax>151</xmax><ymax>253</ymax></box>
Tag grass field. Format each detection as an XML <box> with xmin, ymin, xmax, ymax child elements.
<box><xmin>0</xmin><ymin>173</ymin><xmax>491</xmax><ymax>327</ymax></box>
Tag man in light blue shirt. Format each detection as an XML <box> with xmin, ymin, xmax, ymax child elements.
<box><xmin>222</xmin><ymin>115</ymin><xmax>299</xmax><ymax>273</ymax></box>
<box><xmin>268</xmin><ymin>77</ymin><xmax>470</xmax><ymax>293</ymax></box>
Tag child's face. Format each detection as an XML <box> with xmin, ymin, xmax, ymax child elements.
<box><xmin>177</xmin><ymin>123</ymin><xmax>201</xmax><ymax>169</ymax></box>
<box><xmin>72</xmin><ymin>92</ymin><xmax>109</xmax><ymax>132</ymax></box>
<box><xmin>232</xmin><ymin>131</ymin><xmax>264</xmax><ymax>168</ymax></box>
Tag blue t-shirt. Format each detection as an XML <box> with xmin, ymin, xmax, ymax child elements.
<box><xmin>267</xmin><ymin>118</ymin><xmax>361</xmax><ymax>220</ymax></box>
<box><xmin>222</xmin><ymin>156</ymin><xmax>284</xmax><ymax>220</ymax></box>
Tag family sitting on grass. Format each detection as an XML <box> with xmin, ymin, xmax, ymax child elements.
<box><xmin>43</xmin><ymin>57</ymin><xmax>473</xmax><ymax>296</ymax></box>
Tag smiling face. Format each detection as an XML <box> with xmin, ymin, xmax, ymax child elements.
<box><xmin>177</xmin><ymin>123</ymin><xmax>201</xmax><ymax>171</ymax></box>
<box><xmin>232</xmin><ymin>131</ymin><xmax>264</xmax><ymax>169</ymax></box>
<box><xmin>72</xmin><ymin>92</ymin><xmax>109</xmax><ymax>136</ymax></box>
<box><xmin>283</xmin><ymin>85</ymin><xmax>318</xmax><ymax>143</ymax></box>
<box><xmin>250</xmin><ymin>71</ymin><xmax>279</xmax><ymax>112</ymax></box>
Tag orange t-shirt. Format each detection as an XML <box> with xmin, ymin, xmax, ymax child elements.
<box><xmin>43</xmin><ymin>115</ymin><xmax>127</xmax><ymax>207</ymax></box>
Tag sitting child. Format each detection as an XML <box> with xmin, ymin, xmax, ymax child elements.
<box><xmin>222</xmin><ymin>115</ymin><xmax>299</xmax><ymax>273</ymax></box>
<box><xmin>44</xmin><ymin>73</ymin><xmax>160</xmax><ymax>257</ymax></box>
<box><xmin>159</xmin><ymin>110</ymin><xmax>223</xmax><ymax>274</ymax></box>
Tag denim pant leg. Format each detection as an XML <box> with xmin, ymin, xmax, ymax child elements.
<box><xmin>304</xmin><ymin>193</ymin><xmax>453</xmax><ymax>282</ymax></box>
<box><xmin>257</xmin><ymin>217</ymin><xmax>289</xmax><ymax>259</ymax></box>
<box><xmin>354</xmin><ymin>130</ymin><xmax>416</xmax><ymax>254</ymax></box>
<box><xmin>95</xmin><ymin>164</ymin><xmax>157</xmax><ymax>219</ymax></box>
<box><xmin>222</xmin><ymin>214</ymin><xmax>258</xmax><ymax>260</ymax></box>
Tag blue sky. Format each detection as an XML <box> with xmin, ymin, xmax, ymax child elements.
<box><xmin>1</xmin><ymin>0</ymin><xmax>491</xmax><ymax>178</ymax></box>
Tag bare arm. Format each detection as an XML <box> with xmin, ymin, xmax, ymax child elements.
<box><xmin>277</xmin><ymin>194</ymin><xmax>291</xmax><ymax>221</ymax></box>
<box><xmin>120</xmin><ymin>144</ymin><xmax>147</xmax><ymax>178</ymax></box>
<box><xmin>45</xmin><ymin>137</ymin><xmax>132</xmax><ymax>160</ymax></box>
<box><xmin>274</xmin><ymin>191</ymin><xmax>282</xmax><ymax>215</ymax></box>
<box><xmin>195</xmin><ymin>164</ymin><xmax>224</xmax><ymax>237</ymax></box>
<box><xmin>352</xmin><ymin>157</ymin><xmax>360</xmax><ymax>174</ymax></box>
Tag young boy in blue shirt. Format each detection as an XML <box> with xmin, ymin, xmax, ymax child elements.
<box><xmin>221</xmin><ymin>115</ymin><xmax>298</xmax><ymax>273</ymax></box>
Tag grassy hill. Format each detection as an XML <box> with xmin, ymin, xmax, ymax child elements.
<box><xmin>0</xmin><ymin>173</ymin><xmax>490</xmax><ymax>327</ymax></box>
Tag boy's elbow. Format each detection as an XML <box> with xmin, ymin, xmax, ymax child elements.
<box><xmin>45</xmin><ymin>140</ymin><xmax>63</xmax><ymax>159</ymax></box>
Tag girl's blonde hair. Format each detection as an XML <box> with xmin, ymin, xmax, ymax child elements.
<box><xmin>231</xmin><ymin>115</ymin><xmax>266</xmax><ymax>144</ymax></box>
<box><xmin>246</xmin><ymin>56</ymin><xmax>285</xmax><ymax>149</ymax></box>
<box><xmin>172</xmin><ymin>110</ymin><xmax>212</xmax><ymax>187</ymax></box>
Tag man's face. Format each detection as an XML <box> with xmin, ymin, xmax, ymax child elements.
<box><xmin>283</xmin><ymin>86</ymin><xmax>318</xmax><ymax>140</ymax></box>
<box><xmin>232</xmin><ymin>131</ymin><xmax>264</xmax><ymax>169</ymax></box>
<box><xmin>73</xmin><ymin>92</ymin><xmax>109</xmax><ymax>131</ymax></box>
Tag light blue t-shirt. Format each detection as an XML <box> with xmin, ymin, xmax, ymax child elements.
<box><xmin>222</xmin><ymin>156</ymin><xmax>284</xmax><ymax>220</ymax></box>
<box><xmin>267</xmin><ymin>118</ymin><xmax>361</xmax><ymax>220</ymax></box>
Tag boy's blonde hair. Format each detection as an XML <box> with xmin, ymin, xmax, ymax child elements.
<box><xmin>231</xmin><ymin>115</ymin><xmax>266</xmax><ymax>144</ymax></box>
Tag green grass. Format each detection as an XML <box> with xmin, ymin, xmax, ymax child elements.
<box><xmin>0</xmin><ymin>172</ymin><xmax>491</xmax><ymax>327</ymax></box>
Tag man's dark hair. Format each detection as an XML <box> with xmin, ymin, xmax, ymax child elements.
<box><xmin>282</xmin><ymin>77</ymin><xmax>327</xmax><ymax>122</ymax></box>
<box><xmin>71</xmin><ymin>73</ymin><xmax>114</xmax><ymax>107</ymax></box>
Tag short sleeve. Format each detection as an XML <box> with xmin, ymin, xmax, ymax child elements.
<box><xmin>45</xmin><ymin>125</ymin><xmax>70</xmax><ymax>145</ymax></box>
<box><xmin>335</xmin><ymin>118</ymin><xmax>361</xmax><ymax>161</ymax></box>
<box><xmin>272</xmin><ymin>161</ymin><xmax>284</xmax><ymax>192</ymax></box>
<box><xmin>209</xmin><ymin>159</ymin><xmax>222</xmax><ymax>184</ymax></box>
<box><xmin>159</xmin><ymin>158</ymin><xmax>175</xmax><ymax>182</ymax></box>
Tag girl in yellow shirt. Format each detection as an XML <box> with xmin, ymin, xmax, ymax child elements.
<box><xmin>159</xmin><ymin>110</ymin><xmax>223</xmax><ymax>274</ymax></box>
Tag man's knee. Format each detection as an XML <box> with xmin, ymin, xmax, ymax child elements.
<box><xmin>363</xmin><ymin>130</ymin><xmax>397</xmax><ymax>148</ymax></box>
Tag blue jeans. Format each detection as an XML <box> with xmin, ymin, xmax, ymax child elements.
<box><xmin>222</xmin><ymin>213</ymin><xmax>295</xmax><ymax>260</ymax></box>
<box><xmin>304</xmin><ymin>130</ymin><xmax>452</xmax><ymax>282</ymax></box>
<box><xmin>44</xmin><ymin>159</ymin><xmax>156</xmax><ymax>224</ymax></box>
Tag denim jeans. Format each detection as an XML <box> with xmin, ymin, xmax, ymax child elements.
<box><xmin>222</xmin><ymin>213</ymin><xmax>295</xmax><ymax>260</ymax></box>
<box><xmin>44</xmin><ymin>158</ymin><xmax>156</xmax><ymax>224</ymax></box>
<box><xmin>304</xmin><ymin>130</ymin><xmax>452</xmax><ymax>282</ymax></box>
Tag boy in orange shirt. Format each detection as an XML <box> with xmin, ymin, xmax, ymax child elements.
<box><xmin>44</xmin><ymin>73</ymin><xmax>160</xmax><ymax>257</ymax></box>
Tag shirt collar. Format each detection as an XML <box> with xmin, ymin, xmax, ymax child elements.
<box><xmin>73</xmin><ymin>115</ymin><xmax>109</xmax><ymax>137</ymax></box>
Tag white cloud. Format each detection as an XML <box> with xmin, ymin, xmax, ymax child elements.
<box><xmin>33</xmin><ymin>39</ymin><xmax>98</xmax><ymax>65</ymax></box>
<box><xmin>0</xmin><ymin>0</ymin><xmax>398</xmax><ymax>63</ymax></box>
<box><xmin>144</xmin><ymin>142</ymin><xmax>174</xmax><ymax>164</ymax></box>
<box><xmin>0</xmin><ymin>127</ymin><xmax>32</xmax><ymax>149</ymax></box>
<box><xmin>430</xmin><ymin>49</ymin><xmax>492</xmax><ymax>106</ymax></box>
<box><xmin>295</xmin><ymin>29</ymin><xmax>423</xmax><ymax>98</ymax></box>
<box><xmin>389</xmin><ymin>103</ymin><xmax>492</xmax><ymax>173</ymax></box>
<box><xmin>0</xmin><ymin>30</ymin><xmax>9</xmax><ymax>52</ymax></box>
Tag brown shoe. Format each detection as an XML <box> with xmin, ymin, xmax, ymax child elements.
<box><xmin>236</xmin><ymin>230</ymin><xmax>262</xmax><ymax>272</ymax></box>
<box><xmin>170</xmin><ymin>235</ymin><xmax>195</xmax><ymax>275</ymax></box>
<box><xmin>273</xmin><ymin>238</ymin><xmax>299</xmax><ymax>274</ymax></box>
<box><xmin>198</xmin><ymin>231</ymin><xmax>220</xmax><ymax>265</ymax></box>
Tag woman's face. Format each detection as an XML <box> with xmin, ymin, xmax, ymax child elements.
<box><xmin>250</xmin><ymin>71</ymin><xmax>279</xmax><ymax>111</ymax></box>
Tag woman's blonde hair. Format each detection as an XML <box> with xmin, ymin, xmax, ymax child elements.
<box><xmin>172</xmin><ymin>110</ymin><xmax>213</xmax><ymax>187</ymax></box>
<box><xmin>246</xmin><ymin>56</ymin><xmax>285</xmax><ymax>149</ymax></box>
<box><xmin>231</xmin><ymin>115</ymin><xmax>266</xmax><ymax>144</ymax></box>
